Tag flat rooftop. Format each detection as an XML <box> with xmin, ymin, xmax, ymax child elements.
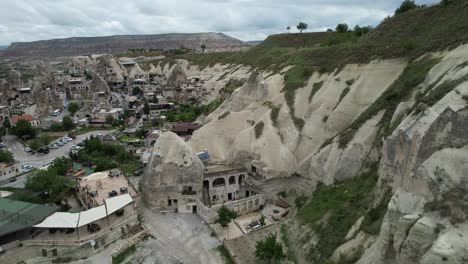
<box><xmin>78</xmin><ymin>171</ymin><xmax>137</xmax><ymax>206</ymax></box>
<box><xmin>0</xmin><ymin>198</ymin><xmax>57</xmax><ymax>237</ymax></box>
<box><xmin>204</xmin><ymin>165</ymin><xmax>246</xmax><ymax>177</ymax></box>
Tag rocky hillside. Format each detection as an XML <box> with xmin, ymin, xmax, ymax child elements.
<box><xmin>140</xmin><ymin>1</ymin><xmax>468</xmax><ymax>263</ymax></box>
<box><xmin>2</xmin><ymin>32</ymin><xmax>247</xmax><ymax>58</ymax></box>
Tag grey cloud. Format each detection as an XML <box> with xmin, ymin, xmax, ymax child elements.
<box><xmin>0</xmin><ymin>0</ymin><xmax>440</xmax><ymax>45</ymax></box>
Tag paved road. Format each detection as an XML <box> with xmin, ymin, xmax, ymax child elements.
<box><xmin>0</xmin><ymin>130</ymin><xmax>114</xmax><ymax>187</ymax></box>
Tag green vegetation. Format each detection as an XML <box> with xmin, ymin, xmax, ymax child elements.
<box><xmin>167</xmin><ymin>99</ymin><xmax>224</xmax><ymax>122</ymax></box>
<box><xmin>361</xmin><ymin>190</ymin><xmax>392</xmax><ymax>235</ymax></box>
<box><xmin>254</xmin><ymin>121</ymin><xmax>265</xmax><ymax>139</ymax></box>
<box><xmin>0</xmin><ymin>149</ymin><xmax>14</xmax><ymax>163</ymax></box>
<box><xmin>338</xmin><ymin>57</ymin><xmax>440</xmax><ymax>148</ymax></box>
<box><xmin>283</xmin><ymin>65</ymin><xmax>314</xmax><ymax>130</ymax></box>
<box><xmin>217</xmin><ymin>206</ymin><xmax>238</xmax><ymax>227</ymax></box>
<box><xmin>264</xmin><ymin>101</ymin><xmax>281</xmax><ymax>127</ymax></box>
<box><xmin>297</xmin><ymin>167</ymin><xmax>379</xmax><ymax>262</ymax></box>
<box><xmin>175</xmin><ymin>0</ymin><xmax>468</xmax><ymax>78</ymax></box>
<box><xmin>48</xmin><ymin>116</ymin><xmax>75</xmax><ymax>132</ymax></box>
<box><xmin>415</xmin><ymin>74</ymin><xmax>468</xmax><ymax>113</ymax></box>
<box><xmin>21</xmin><ymin>158</ymin><xmax>74</xmax><ymax>204</ymax></box>
<box><xmin>297</xmin><ymin>22</ymin><xmax>308</xmax><ymax>33</ymax></box>
<box><xmin>255</xmin><ymin>233</ymin><xmax>286</xmax><ymax>264</ymax></box>
<box><xmin>333</xmin><ymin>87</ymin><xmax>350</xmax><ymax>110</ymax></box>
<box><xmin>395</xmin><ymin>0</ymin><xmax>421</xmax><ymax>15</ymax></box>
<box><xmin>280</xmin><ymin>225</ymin><xmax>298</xmax><ymax>264</ymax></box>
<box><xmin>28</xmin><ymin>133</ymin><xmax>54</xmax><ymax>150</ymax></box>
<box><xmin>51</xmin><ymin>257</ymin><xmax>77</xmax><ymax>263</ymax></box>
<box><xmin>71</xmin><ymin>136</ymin><xmax>140</xmax><ymax>172</ymax></box>
<box><xmin>309</xmin><ymin>81</ymin><xmax>324</xmax><ymax>102</ymax></box>
<box><xmin>294</xmin><ymin>194</ymin><xmax>308</xmax><ymax>209</ymax></box>
<box><xmin>217</xmin><ymin>245</ymin><xmax>234</xmax><ymax>264</ymax></box>
<box><xmin>67</xmin><ymin>102</ymin><xmax>80</xmax><ymax>116</ymax></box>
<box><xmin>112</xmin><ymin>244</ymin><xmax>136</xmax><ymax>264</ymax></box>
<box><xmin>10</xmin><ymin>119</ymin><xmax>37</xmax><ymax>140</ymax></box>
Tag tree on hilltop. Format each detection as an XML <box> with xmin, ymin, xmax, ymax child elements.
<box><xmin>297</xmin><ymin>22</ymin><xmax>308</xmax><ymax>33</ymax></box>
<box><xmin>395</xmin><ymin>0</ymin><xmax>420</xmax><ymax>15</ymax></box>
<box><xmin>335</xmin><ymin>23</ymin><xmax>349</xmax><ymax>33</ymax></box>
<box><xmin>286</xmin><ymin>26</ymin><xmax>291</xmax><ymax>33</ymax></box>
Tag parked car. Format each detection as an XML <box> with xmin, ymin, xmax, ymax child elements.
<box><xmin>63</xmin><ymin>136</ymin><xmax>73</xmax><ymax>142</ymax></box>
<box><xmin>68</xmin><ymin>133</ymin><xmax>77</xmax><ymax>140</ymax></box>
<box><xmin>22</xmin><ymin>164</ymin><xmax>34</xmax><ymax>173</ymax></box>
<box><xmin>49</xmin><ymin>144</ymin><xmax>59</xmax><ymax>149</ymax></box>
<box><xmin>0</xmin><ymin>142</ymin><xmax>6</xmax><ymax>148</ymax></box>
<box><xmin>52</xmin><ymin>109</ymin><xmax>62</xmax><ymax>116</ymax></box>
<box><xmin>56</xmin><ymin>141</ymin><xmax>65</xmax><ymax>146</ymax></box>
<box><xmin>37</xmin><ymin>148</ymin><xmax>49</xmax><ymax>154</ymax></box>
<box><xmin>24</xmin><ymin>147</ymin><xmax>32</xmax><ymax>153</ymax></box>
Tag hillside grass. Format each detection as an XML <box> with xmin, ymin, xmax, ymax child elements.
<box><xmin>338</xmin><ymin>56</ymin><xmax>441</xmax><ymax>148</ymax></box>
<box><xmin>297</xmin><ymin>168</ymin><xmax>379</xmax><ymax>262</ymax></box>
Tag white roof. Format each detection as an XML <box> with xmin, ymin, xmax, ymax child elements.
<box><xmin>106</xmin><ymin>193</ymin><xmax>133</xmax><ymax>214</ymax></box>
<box><xmin>0</xmin><ymin>191</ymin><xmax>13</xmax><ymax>198</ymax></box>
<box><xmin>83</xmin><ymin>171</ymin><xmax>108</xmax><ymax>181</ymax></box>
<box><xmin>34</xmin><ymin>194</ymin><xmax>133</xmax><ymax>229</ymax></box>
<box><xmin>34</xmin><ymin>212</ymin><xmax>80</xmax><ymax>228</ymax></box>
<box><xmin>78</xmin><ymin>205</ymin><xmax>106</xmax><ymax>226</ymax></box>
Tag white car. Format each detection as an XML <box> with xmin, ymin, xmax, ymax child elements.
<box><xmin>49</xmin><ymin>144</ymin><xmax>59</xmax><ymax>149</ymax></box>
<box><xmin>63</xmin><ymin>136</ymin><xmax>73</xmax><ymax>142</ymax></box>
<box><xmin>52</xmin><ymin>109</ymin><xmax>62</xmax><ymax>116</ymax></box>
<box><xmin>57</xmin><ymin>141</ymin><xmax>65</xmax><ymax>146</ymax></box>
<box><xmin>22</xmin><ymin>164</ymin><xmax>34</xmax><ymax>173</ymax></box>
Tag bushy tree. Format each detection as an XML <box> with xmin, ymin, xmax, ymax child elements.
<box><xmin>49</xmin><ymin>122</ymin><xmax>63</xmax><ymax>132</ymax></box>
<box><xmin>296</xmin><ymin>22</ymin><xmax>308</xmax><ymax>33</ymax></box>
<box><xmin>67</xmin><ymin>102</ymin><xmax>80</xmax><ymax>116</ymax></box>
<box><xmin>286</xmin><ymin>26</ymin><xmax>291</xmax><ymax>33</ymax></box>
<box><xmin>11</xmin><ymin>119</ymin><xmax>37</xmax><ymax>140</ymax></box>
<box><xmin>132</xmin><ymin>87</ymin><xmax>143</xmax><ymax>96</ymax></box>
<box><xmin>217</xmin><ymin>206</ymin><xmax>237</xmax><ymax>227</ymax></box>
<box><xmin>143</xmin><ymin>102</ymin><xmax>150</xmax><ymax>115</ymax></box>
<box><xmin>335</xmin><ymin>23</ymin><xmax>349</xmax><ymax>33</ymax></box>
<box><xmin>441</xmin><ymin>0</ymin><xmax>451</xmax><ymax>6</ymax></box>
<box><xmin>354</xmin><ymin>25</ymin><xmax>373</xmax><ymax>37</ymax></box>
<box><xmin>255</xmin><ymin>234</ymin><xmax>285</xmax><ymax>264</ymax></box>
<box><xmin>50</xmin><ymin>157</ymin><xmax>73</xmax><ymax>175</ymax></box>
<box><xmin>25</xmin><ymin>169</ymin><xmax>74</xmax><ymax>204</ymax></box>
<box><xmin>105</xmin><ymin>115</ymin><xmax>115</xmax><ymax>125</ymax></box>
<box><xmin>0</xmin><ymin>149</ymin><xmax>13</xmax><ymax>163</ymax></box>
<box><xmin>62</xmin><ymin>116</ymin><xmax>75</xmax><ymax>131</ymax></box>
<box><xmin>395</xmin><ymin>0</ymin><xmax>420</xmax><ymax>15</ymax></box>
<box><xmin>201</xmin><ymin>44</ymin><xmax>206</xmax><ymax>52</ymax></box>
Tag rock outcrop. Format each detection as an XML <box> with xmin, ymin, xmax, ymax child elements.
<box><xmin>141</xmin><ymin>132</ymin><xmax>205</xmax><ymax>209</ymax></box>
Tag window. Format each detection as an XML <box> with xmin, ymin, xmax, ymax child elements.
<box><xmin>42</xmin><ymin>249</ymin><xmax>47</xmax><ymax>257</ymax></box>
<box><xmin>212</xmin><ymin>178</ymin><xmax>226</xmax><ymax>187</ymax></box>
<box><xmin>229</xmin><ymin>176</ymin><xmax>236</xmax><ymax>185</ymax></box>
<box><xmin>52</xmin><ymin>249</ymin><xmax>58</xmax><ymax>256</ymax></box>
<box><xmin>248</xmin><ymin>201</ymin><xmax>253</xmax><ymax>209</ymax></box>
<box><xmin>255</xmin><ymin>199</ymin><xmax>259</xmax><ymax>206</ymax></box>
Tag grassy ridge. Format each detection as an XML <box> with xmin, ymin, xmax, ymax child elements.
<box><xmin>297</xmin><ymin>168</ymin><xmax>379</xmax><ymax>262</ymax></box>
<box><xmin>176</xmin><ymin>0</ymin><xmax>468</xmax><ymax>73</ymax></box>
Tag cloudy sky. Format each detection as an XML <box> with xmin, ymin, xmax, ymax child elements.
<box><xmin>0</xmin><ymin>0</ymin><xmax>440</xmax><ymax>45</ymax></box>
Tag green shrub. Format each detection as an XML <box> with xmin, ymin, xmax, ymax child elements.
<box><xmin>309</xmin><ymin>81</ymin><xmax>324</xmax><ymax>102</ymax></box>
<box><xmin>254</xmin><ymin>121</ymin><xmax>265</xmax><ymax>139</ymax></box>
<box><xmin>338</xmin><ymin>57</ymin><xmax>440</xmax><ymax>148</ymax></box>
<box><xmin>217</xmin><ymin>206</ymin><xmax>237</xmax><ymax>227</ymax></box>
<box><xmin>298</xmin><ymin>167</ymin><xmax>379</xmax><ymax>262</ymax></box>
<box><xmin>112</xmin><ymin>245</ymin><xmax>136</xmax><ymax>264</ymax></box>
